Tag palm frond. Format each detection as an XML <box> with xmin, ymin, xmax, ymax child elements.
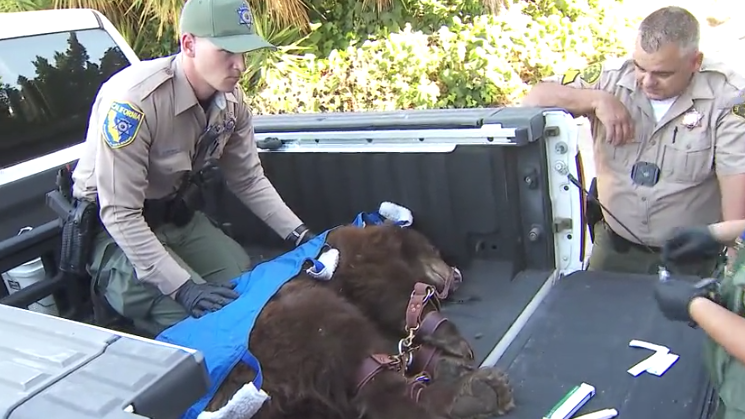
<box><xmin>253</xmin><ymin>0</ymin><xmax>310</xmax><ymax>30</ymax></box>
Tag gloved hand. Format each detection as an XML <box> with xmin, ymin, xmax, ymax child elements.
<box><xmin>653</xmin><ymin>277</ymin><xmax>719</xmax><ymax>324</ymax></box>
<box><xmin>662</xmin><ymin>226</ymin><xmax>723</xmax><ymax>265</ymax></box>
<box><xmin>174</xmin><ymin>279</ymin><xmax>240</xmax><ymax>318</ymax></box>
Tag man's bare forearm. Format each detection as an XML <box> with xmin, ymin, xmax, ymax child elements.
<box><xmin>689</xmin><ymin>297</ymin><xmax>745</xmax><ymax>364</ymax></box>
<box><xmin>709</xmin><ymin>219</ymin><xmax>745</xmax><ymax>246</ymax></box>
<box><xmin>521</xmin><ymin>82</ymin><xmax>606</xmax><ymax>116</ymax></box>
<box><xmin>716</xmin><ymin>174</ymin><xmax>745</xmax><ymax>256</ymax></box>
<box><xmin>719</xmin><ymin>174</ymin><xmax>745</xmax><ymax>221</ymax></box>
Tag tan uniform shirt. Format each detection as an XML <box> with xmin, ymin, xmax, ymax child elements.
<box><xmin>72</xmin><ymin>54</ymin><xmax>303</xmax><ymax>296</ymax></box>
<box><xmin>546</xmin><ymin>57</ymin><xmax>745</xmax><ymax>247</ymax></box>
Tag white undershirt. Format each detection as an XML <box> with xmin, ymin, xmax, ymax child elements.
<box><xmin>650</xmin><ymin>96</ymin><xmax>677</xmax><ymax>122</ymax></box>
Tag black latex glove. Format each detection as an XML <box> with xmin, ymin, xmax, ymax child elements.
<box><xmin>662</xmin><ymin>226</ymin><xmax>723</xmax><ymax>265</ymax></box>
<box><xmin>174</xmin><ymin>279</ymin><xmax>239</xmax><ymax>318</ymax></box>
<box><xmin>653</xmin><ymin>277</ymin><xmax>718</xmax><ymax>324</ymax></box>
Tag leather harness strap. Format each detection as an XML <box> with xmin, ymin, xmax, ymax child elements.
<box><xmin>404</xmin><ymin>277</ymin><xmax>474</xmax><ymax>377</ymax></box>
<box><xmin>355</xmin><ymin>354</ymin><xmax>403</xmax><ymax>394</ymax></box>
<box><xmin>406</xmin><ymin>282</ymin><xmax>439</xmax><ymax>329</ymax></box>
<box><xmin>409</xmin><ymin>345</ymin><xmax>440</xmax><ymax>375</ymax></box>
<box><xmin>406</xmin><ymin>372</ymin><xmax>430</xmax><ymax>402</ymax></box>
<box><xmin>433</xmin><ymin>267</ymin><xmax>463</xmax><ymax>300</ymax></box>
<box><xmin>419</xmin><ymin>309</ymin><xmax>448</xmax><ymax>335</ymax></box>
<box><xmin>353</xmin><ymin>354</ymin><xmax>431</xmax><ymax>402</ymax></box>
<box><xmin>352</xmin><ymin>268</ymin><xmax>467</xmax><ymax>397</ymax></box>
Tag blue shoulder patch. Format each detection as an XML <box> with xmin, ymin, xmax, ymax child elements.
<box><xmin>103</xmin><ymin>101</ymin><xmax>144</xmax><ymax>149</ymax></box>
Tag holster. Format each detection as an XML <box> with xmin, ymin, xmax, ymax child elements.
<box><xmin>46</xmin><ymin>190</ymin><xmax>100</xmax><ymax>277</ymax></box>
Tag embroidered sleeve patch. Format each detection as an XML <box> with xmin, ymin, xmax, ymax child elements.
<box><xmin>560</xmin><ymin>69</ymin><xmax>581</xmax><ymax>85</ymax></box>
<box><xmin>580</xmin><ymin>63</ymin><xmax>602</xmax><ymax>85</ymax></box>
<box><xmin>733</xmin><ymin>104</ymin><xmax>745</xmax><ymax>119</ymax></box>
<box><xmin>103</xmin><ymin>101</ymin><xmax>145</xmax><ymax>149</ymax></box>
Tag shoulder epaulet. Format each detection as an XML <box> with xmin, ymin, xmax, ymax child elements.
<box><xmin>700</xmin><ymin>57</ymin><xmax>745</xmax><ymax>91</ymax></box>
<box><xmin>133</xmin><ymin>57</ymin><xmax>178</xmax><ymax>102</ymax></box>
<box><xmin>229</xmin><ymin>86</ymin><xmax>244</xmax><ymax>103</ymax></box>
<box><xmin>602</xmin><ymin>56</ymin><xmax>630</xmax><ymax>72</ymax></box>
<box><xmin>722</xmin><ymin>88</ymin><xmax>745</xmax><ymax>110</ymax></box>
<box><xmin>99</xmin><ymin>57</ymin><xmax>175</xmax><ymax>106</ymax></box>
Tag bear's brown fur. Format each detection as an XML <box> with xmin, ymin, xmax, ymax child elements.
<box><xmin>324</xmin><ymin>224</ymin><xmax>475</xmax><ymax>358</ymax></box>
<box><xmin>204</xmin><ymin>223</ymin><xmax>515</xmax><ymax>419</ymax></box>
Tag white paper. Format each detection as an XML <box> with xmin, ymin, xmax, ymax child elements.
<box><xmin>647</xmin><ymin>353</ymin><xmax>679</xmax><ymax>376</ymax></box>
<box><xmin>573</xmin><ymin>408</ymin><xmax>618</xmax><ymax>419</ymax></box>
<box><xmin>627</xmin><ymin>352</ymin><xmax>665</xmax><ymax>376</ymax></box>
<box><xmin>627</xmin><ymin>339</ymin><xmax>679</xmax><ymax>377</ymax></box>
<box><xmin>628</xmin><ymin>339</ymin><xmax>669</xmax><ymax>354</ymax></box>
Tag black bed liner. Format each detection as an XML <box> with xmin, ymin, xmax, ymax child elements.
<box><xmin>494</xmin><ymin>270</ymin><xmax>717</xmax><ymax>419</ymax></box>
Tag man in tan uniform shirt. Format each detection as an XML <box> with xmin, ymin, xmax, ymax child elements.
<box><xmin>71</xmin><ymin>0</ymin><xmax>314</xmax><ymax>334</ymax></box>
<box><xmin>523</xmin><ymin>6</ymin><xmax>745</xmax><ymax>277</ymax></box>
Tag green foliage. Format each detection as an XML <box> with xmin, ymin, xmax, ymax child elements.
<box><xmin>3</xmin><ymin>0</ymin><xmax>634</xmax><ymax>115</ymax></box>
<box><xmin>302</xmin><ymin>0</ymin><xmax>488</xmax><ymax>58</ymax></box>
<box><xmin>246</xmin><ymin>0</ymin><xmax>634</xmax><ymax>114</ymax></box>
<box><xmin>0</xmin><ymin>0</ymin><xmax>48</xmax><ymax>12</ymax></box>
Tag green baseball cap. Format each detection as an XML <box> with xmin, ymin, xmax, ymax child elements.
<box><xmin>179</xmin><ymin>0</ymin><xmax>276</xmax><ymax>53</ymax></box>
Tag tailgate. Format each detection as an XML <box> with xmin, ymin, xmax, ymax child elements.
<box><xmin>0</xmin><ymin>305</ymin><xmax>209</xmax><ymax>419</ymax></box>
<box><xmin>494</xmin><ymin>270</ymin><xmax>717</xmax><ymax>419</ymax></box>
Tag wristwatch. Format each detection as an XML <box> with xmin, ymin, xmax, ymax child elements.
<box><xmin>286</xmin><ymin>224</ymin><xmax>315</xmax><ymax>247</ymax></box>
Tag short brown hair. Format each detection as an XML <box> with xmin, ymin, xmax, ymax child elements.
<box><xmin>638</xmin><ymin>6</ymin><xmax>700</xmax><ymax>54</ymax></box>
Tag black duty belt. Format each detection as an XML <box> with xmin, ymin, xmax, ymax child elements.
<box><xmin>602</xmin><ymin>221</ymin><xmax>662</xmax><ymax>254</ymax></box>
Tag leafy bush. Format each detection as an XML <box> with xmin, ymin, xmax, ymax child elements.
<box><xmin>245</xmin><ymin>0</ymin><xmax>635</xmax><ymax>114</ymax></box>
<box><xmin>302</xmin><ymin>0</ymin><xmax>489</xmax><ymax>58</ymax></box>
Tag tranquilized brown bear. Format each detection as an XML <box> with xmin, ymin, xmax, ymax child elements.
<box><xmin>323</xmin><ymin>224</ymin><xmax>501</xmax><ymax>385</ymax></box>
<box><xmin>204</xmin><ymin>223</ymin><xmax>515</xmax><ymax>419</ymax></box>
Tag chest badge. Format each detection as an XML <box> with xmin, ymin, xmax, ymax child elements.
<box><xmin>681</xmin><ymin>109</ymin><xmax>703</xmax><ymax>129</ymax></box>
<box><xmin>224</xmin><ymin>115</ymin><xmax>236</xmax><ymax>133</ymax></box>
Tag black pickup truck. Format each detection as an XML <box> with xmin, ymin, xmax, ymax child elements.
<box><xmin>0</xmin><ymin>8</ymin><xmax>718</xmax><ymax>419</ymax></box>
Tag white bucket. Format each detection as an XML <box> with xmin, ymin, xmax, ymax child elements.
<box><xmin>1</xmin><ymin>226</ymin><xmax>60</xmax><ymax>316</ymax></box>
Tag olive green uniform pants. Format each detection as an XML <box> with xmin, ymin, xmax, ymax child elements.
<box><xmin>712</xmin><ymin>398</ymin><xmax>745</xmax><ymax>419</ymax></box>
<box><xmin>587</xmin><ymin>221</ymin><xmax>719</xmax><ymax>278</ymax></box>
<box><xmin>88</xmin><ymin>211</ymin><xmax>251</xmax><ymax>335</ymax></box>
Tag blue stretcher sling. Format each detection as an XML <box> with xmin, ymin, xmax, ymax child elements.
<box><xmin>155</xmin><ymin>231</ymin><xmax>330</xmax><ymax>419</ymax></box>
<box><xmin>154</xmin><ymin>208</ymin><xmax>405</xmax><ymax>418</ymax></box>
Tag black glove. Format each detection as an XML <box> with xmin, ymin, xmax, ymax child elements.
<box><xmin>286</xmin><ymin>224</ymin><xmax>316</xmax><ymax>247</ymax></box>
<box><xmin>653</xmin><ymin>277</ymin><xmax>719</xmax><ymax>324</ymax></box>
<box><xmin>174</xmin><ymin>279</ymin><xmax>239</xmax><ymax>318</ymax></box>
<box><xmin>662</xmin><ymin>226</ymin><xmax>723</xmax><ymax>265</ymax></box>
